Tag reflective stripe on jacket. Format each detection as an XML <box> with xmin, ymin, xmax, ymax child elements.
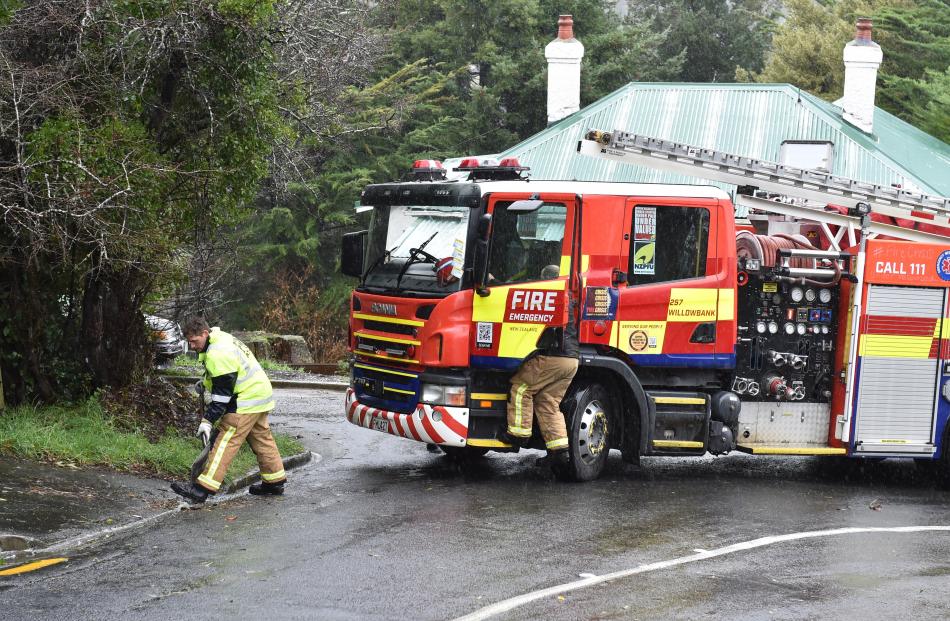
<box><xmin>200</xmin><ymin>328</ymin><xmax>275</xmax><ymax>414</ymax></box>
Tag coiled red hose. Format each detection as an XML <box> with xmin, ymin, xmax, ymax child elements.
<box><xmin>736</xmin><ymin>231</ymin><xmax>815</xmax><ymax>268</ymax></box>
<box><xmin>736</xmin><ymin>231</ymin><xmax>841</xmax><ymax>285</ymax></box>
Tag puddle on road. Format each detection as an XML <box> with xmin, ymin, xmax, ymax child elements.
<box><xmin>833</xmin><ymin>572</ymin><xmax>887</xmax><ymax>589</ymax></box>
<box><xmin>595</xmin><ymin>524</ymin><xmax>673</xmax><ymax>554</ymax></box>
<box><xmin>0</xmin><ymin>456</ymin><xmax>168</xmax><ymax>539</ymax></box>
<box><xmin>0</xmin><ymin>534</ymin><xmax>41</xmax><ymax>552</ymax></box>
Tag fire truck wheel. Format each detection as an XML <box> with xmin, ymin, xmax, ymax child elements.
<box><xmin>555</xmin><ymin>382</ymin><xmax>612</xmax><ymax>482</ymax></box>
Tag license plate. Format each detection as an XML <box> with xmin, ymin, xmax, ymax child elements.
<box><xmin>371</xmin><ymin>416</ymin><xmax>389</xmax><ymax>433</ymax></box>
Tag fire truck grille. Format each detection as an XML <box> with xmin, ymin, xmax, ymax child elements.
<box><xmin>356</xmin><ymin>337</ymin><xmax>411</xmax><ymax>358</ymax></box>
<box><xmin>362</xmin><ymin>320</ymin><xmax>416</xmax><ymax>336</ymax></box>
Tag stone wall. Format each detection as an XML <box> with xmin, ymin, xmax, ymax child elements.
<box><xmin>232</xmin><ymin>331</ymin><xmax>314</xmax><ymax>364</ymax></box>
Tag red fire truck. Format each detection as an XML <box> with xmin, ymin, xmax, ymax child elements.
<box><xmin>340</xmin><ymin>129</ymin><xmax>950</xmax><ymax>482</ymax></box>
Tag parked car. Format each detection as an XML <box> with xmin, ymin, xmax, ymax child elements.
<box><xmin>145</xmin><ymin>315</ymin><xmax>187</xmax><ymax>364</ymax></box>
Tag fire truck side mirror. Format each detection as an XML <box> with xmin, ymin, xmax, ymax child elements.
<box><xmin>477</xmin><ymin>213</ymin><xmax>492</xmax><ymax>240</ymax></box>
<box><xmin>341</xmin><ymin>230</ymin><xmax>367</xmax><ymax>278</ymax></box>
<box><xmin>474</xmin><ymin>214</ymin><xmax>492</xmax><ymax>296</ymax></box>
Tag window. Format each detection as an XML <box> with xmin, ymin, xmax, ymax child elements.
<box><xmin>488</xmin><ymin>202</ymin><xmax>567</xmax><ymax>286</ymax></box>
<box><xmin>628</xmin><ymin>205</ymin><xmax>709</xmax><ymax>286</ymax></box>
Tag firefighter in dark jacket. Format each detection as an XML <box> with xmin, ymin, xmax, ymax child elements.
<box><xmin>498</xmin><ymin>302</ymin><xmax>579</xmax><ymax>467</ymax></box>
<box><xmin>171</xmin><ymin>317</ymin><xmax>286</xmax><ymax>504</ymax></box>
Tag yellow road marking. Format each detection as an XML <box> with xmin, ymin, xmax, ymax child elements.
<box><xmin>0</xmin><ymin>557</ymin><xmax>68</xmax><ymax>576</ymax></box>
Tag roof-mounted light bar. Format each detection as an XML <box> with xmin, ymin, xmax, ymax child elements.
<box><xmin>453</xmin><ymin>156</ymin><xmax>530</xmax><ymax>181</ymax></box>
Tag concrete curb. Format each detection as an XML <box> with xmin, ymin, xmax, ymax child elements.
<box><xmin>224</xmin><ymin>450</ymin><xmax>314</xmax><ymax>493</ymax></box>
<box><xmin>163</xmin><ymin>374</ymin><xmax>348</xmax><ymax>392</ymax></box>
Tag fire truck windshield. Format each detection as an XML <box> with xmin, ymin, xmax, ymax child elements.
<box><xmin>362</xmin><ymin>205</ymin><xmax>470</xmax><ymax>294</ymax></box>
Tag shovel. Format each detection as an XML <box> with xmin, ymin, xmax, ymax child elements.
<box><xmin>189</xmin><ymin>380</ymin><xmax>219</xmax><ymax>484</ymax></box>
<box><xmin>190</xmin><ymin>426</ymin><xmax>220</xmax><ymax>484</ymax></box>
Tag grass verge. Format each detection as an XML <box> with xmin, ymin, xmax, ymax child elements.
<box><xmin>0</xmin><ymin>398</ymin><xmax>305</xmax><ymax>485</ymax></box>
<box><xmin>258</xmin><ymin>359</ymin><xmax>294</xmax><ymax>372</ymax></box>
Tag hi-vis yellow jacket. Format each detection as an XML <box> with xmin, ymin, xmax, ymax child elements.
<box><xmin>200</xmin><ymin>328</ymin><xmax>275</xmax><ymax>422</ymax></box>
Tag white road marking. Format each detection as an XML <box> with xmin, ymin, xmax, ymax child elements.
<box><xmin>452</xmin><ymin>525</ymin><xmax>950</xmax><ymax>621</ymax></box>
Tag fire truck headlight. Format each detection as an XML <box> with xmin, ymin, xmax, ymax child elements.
<box><xmin>443</xmin><ymin>386</ymin><xmax>467</xmax><ymax>406</ymax></box>
<box><xmin>420</xmin><ymin>384</ymin><xmax>467</xmax><ymax>406</ymax></box>
<box><xmin>421</xmin><ymin>384</ymin><xmax>443</xmax><ymax>404</ymax></box>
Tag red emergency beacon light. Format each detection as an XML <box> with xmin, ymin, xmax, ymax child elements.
<box><xmin>408</xmin><ymin>159</ymin><xmax>446</xmax><ymax>181</ymax></box>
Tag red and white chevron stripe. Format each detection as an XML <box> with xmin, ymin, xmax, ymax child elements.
<box><xmin>344</xmin><ymin>388</ymin><xmax>468</xmax><ymax>447</ymax></box>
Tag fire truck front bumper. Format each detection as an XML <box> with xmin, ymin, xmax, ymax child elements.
<box><xmin>344</xmin><ymin>388</ymin><xmax>469</xmax><ymax>447</ymax></box>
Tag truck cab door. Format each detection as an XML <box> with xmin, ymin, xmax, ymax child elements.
<box><xmin>613</xmin><ymin>197</ymin><xmax>734</xmax><ymax>368</ymax></box>
<box><xmin>470</xmin><ymin>193</ymin><xmax>577</xmax><ymax>370</ymax></box>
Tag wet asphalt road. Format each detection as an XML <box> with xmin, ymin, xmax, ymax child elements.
<box><xmin>3</xmin><ymin>387</ymin><xmax>950</xmax><ymax>620</ymax></box>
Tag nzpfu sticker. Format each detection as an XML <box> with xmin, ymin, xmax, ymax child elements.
<box><xmin>628</xmin><ymin>330</ymin><xmax>649</xmax><ymax>351</ymax></box>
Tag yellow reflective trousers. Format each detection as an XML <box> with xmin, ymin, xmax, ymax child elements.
<box><xmin>506</xmin><ymin>355</ymin><xmax>578</xmax><ymax>451</ymax></box>
<box><xmin>197</xmin><ymin>411</ymin><xmax>286</xmax><ymax>492</ymax></box>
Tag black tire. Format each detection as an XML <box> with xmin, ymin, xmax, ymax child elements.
<box><xmin>554</xmin><ymin>382</ymin><xmax>612</xmax><ymax>482</ymax></box>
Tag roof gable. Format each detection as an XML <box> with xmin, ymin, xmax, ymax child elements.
<box><xmin>501</xmin><ymin>82</ymin><xmax>950</xmax><ymax>197</ymax></box>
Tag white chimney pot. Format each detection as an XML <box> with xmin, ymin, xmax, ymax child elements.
<box><xmin>545</xmin><ymin>15</ymin><xmax>584</xmax><ymax>125</ymax></box>
<box><xmin>838</xmin><ymin>18</ymin><xmax>882</xmax><ymax>134</ymax></box>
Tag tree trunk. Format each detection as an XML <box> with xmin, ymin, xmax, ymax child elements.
<box><xmin>80</xmin><ymin>268</ymin><xmax>151</xmax><ymax>389</ymax></box>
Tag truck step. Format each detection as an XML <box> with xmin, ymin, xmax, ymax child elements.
<box><xmin>736</xmin><ymin>443</ymin><xmax>846</xmax><ymax>456</ymax></box>
<box><xmin>647</xmin><ymin>391</ymin><xmax>710</xmax><ymax>454</ymax></box>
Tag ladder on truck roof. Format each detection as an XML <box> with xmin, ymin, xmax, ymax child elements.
<box><xmin>578</xmin><ymin>129</ymin><xmax>950</xmax><ymax>246</ymax></box>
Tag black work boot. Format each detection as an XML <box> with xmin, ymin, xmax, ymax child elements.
<box><xmin>171</xmin><ymin>481</ymin><xmax>210</xmax><ymax>504</ymax></box>
<box><xmin>542</xmin><ymin>449</ymin><xmax>570</xmax><ymax>470</ymax></box>
<box><xmin>497</xmin><ymin>429</ymin><xmax>528</xmax><ymax>447</ymax></box>
<box><xmin>550</xmin><ymin>449</ymin><xmax>570</xmax><ymax>466</ymax></box>
<box><xmin>249</xmin><ymin>481</ymin><xmax>285</xmax><ymax>496</ymax></box>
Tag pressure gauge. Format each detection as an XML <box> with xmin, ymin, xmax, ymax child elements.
<box><xmin>797</xmin><ymin>323</ymin><xmax>807</xmax><ymax>335</ymax></box>
<box><xmin>768</xmin><ymin>321</ymin><xmax>779</xmax><ymax>334</ymax></box>
<box><xmin>819</xmin><ymin>288</ymin><xmax>832</xmax><ymax>304</ymax></box>
<box><xmin>821</xmin><ymin>325</ymin><xmax>829</xmax><ymax>334</ymax></box>
<box><xmin>790</xmin><ymin>287</ymin><xmax>804</xmax><ymax>303</ymax></box>
<box><xmin>784</xmin><ymin>322</ymin><xmax>796</xmax><ymax>335</ymax></box>
<box><xmin>805</xmin><ymin>288</ymin><xmax>817</xmax><ymax>303</ymax></box>
<box><xmin>756</xmin><ymin>321</ymin><xmax>767</xmax><ymax>334</ymax></box>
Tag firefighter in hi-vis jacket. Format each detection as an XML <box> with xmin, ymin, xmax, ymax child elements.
<box><xmin>499</xmin><ymin>304</ymin><xmax>579</xmax><ymax>467</ymax></box>
<box><xmin>171</xmin><ymin>317</ymin><xmax>286</xmax><ymax>504</ymax></box>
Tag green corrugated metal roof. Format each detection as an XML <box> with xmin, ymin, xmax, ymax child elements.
<box><xmin>500</xmin><ymin>82</ymin><xmax>950</xmax><ymax>198</ymax></box>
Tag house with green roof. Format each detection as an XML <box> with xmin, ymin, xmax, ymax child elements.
<box><xmin>490</xmin><ymin>17</ymin><xmax>950</xmax><ymax>201</ymax></box>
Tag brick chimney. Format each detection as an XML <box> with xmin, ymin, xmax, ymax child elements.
<box><xmin>545</xmin><ymin>15</ymin><xmax>584</xmax><ymax>125</ymax></box>
<box><xmin>838</xmin><ymin>18</ymin><xmax>883</xmax><ymax>134</ymax></box>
